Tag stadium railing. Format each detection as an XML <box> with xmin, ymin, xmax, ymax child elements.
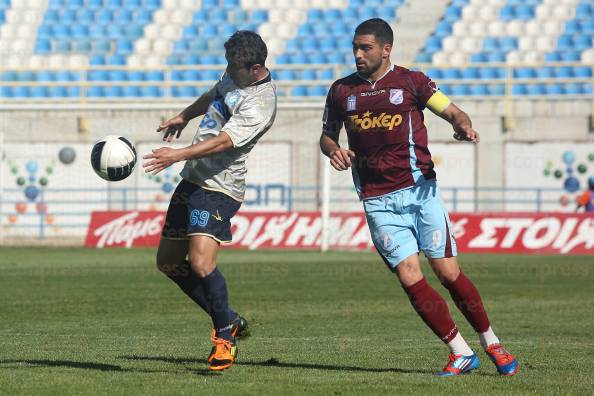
<box><xmin>0</xmin><ymin>184</ymin><xmax>575</xmax><ymax>240</ymax></box>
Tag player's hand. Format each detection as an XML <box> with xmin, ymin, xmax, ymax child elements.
<box><xmin>329</xmin><ymin>148</ymin><xmax>356</xmax><ymax>171</ymax></box>
<box><xmin>142</xmin><ymin>147</ymin><xmax>183</xmax><ymax>175</ymax></box>
<box><xmin>453</xmin><ymin>126</ymin><xmax>480</xmax><ymax>143</ymax></box>
<box><xmin>157</xmin><ymin>115</ymin><xmax>188</xmax><ymax>142</ymax></box>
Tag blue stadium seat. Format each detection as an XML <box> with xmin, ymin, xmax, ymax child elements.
<box><xmin>573</xmin><ymin>66</ymin><xmax>592</xmax><ymax>78</ymax></box>
<box><xmin>90</xmin><ymin>55</ymin><xmax>106</xmax><ymax>65</ymax></box>
<box><xmin>564</xmin><ymin>83</ymin><xmax>583</xmax><ymax>95</ymax></box>
<box><xmin>536</xmin><ymin>67</ymin><xmax>555</xmax><ymax>78</ymax></box>
<box><xmin>108</xmin><ymin>70</ymin><xmax>127</xmax><ymax>81</ymax></box>
<box><xmin>545</xmin><ymin>51</ymin><xmax>561</xmax><ymax>62</ymax></box>
<box><xmin>292</xmin><ymin>86</ymin><xmax>308</xmax><ymax>96</ymax></box>
<box><xmin>307</xmin><ymin>9</ymin><xmax>323</xmax><ymax>22</ymax></box>
<box><xmin>305</xmin><ymin>52</ymin><xmax>326</xmax><ymax>65</ymax></box>
<box><xmin>93</xmin><ymin>39</ymin><xmax>111</xmax><ymax>52</ymax></box>
<box><xmin>526</xmin><ymin>84</ymin><xmax>546</xmax><ymax>95</ymax></box>
<box><xmin>277</xmin><ymin>70</ymin><xmax>297</xmax><ymax>80</ymax></box>
<box><xmin>426</xmin><ymin>68</ymin><xmax>442</xmax><ymax>79</ymax></box>
<box><xmin>74</xmin><ymin>39</ymin><xmax>92</xmax><ymax>52</ymax></box>
<box><xmin>182</xmin><ymin>70</ymin><xmax>200</xmax><ymax>81</ymax></box>
<box><xmin>49</xmin><ymin>86</ymin><xmax>67</xmax><ymax>98</ymax></box>
<box><xmin>560</xmin><ymin>51</ymin><xmax>580</xmax><ymax>62</ymax></box>
<box><xmin>201</xmin><ymin>70</ymin><xmax>220</xmax><ymax>81</ymax></box>
<box><xmin>486</xmin><ymin>52</ymin><xmax>506</xmax><ymax>63</ymax></box>
<box><xmin>289</xmin><ymin>53</ymin><xmax>309</xmax><ymax>64</ymax></box>
<box><xmin>122</xmin><ymin>86</ymin><xmax>141</xmax><ymax>97</ymax></box>
<box><xmin>12</xmin><ymin>87</ymin><xmax>30</xmax><ymax>98</ymax></box>
<box><xmin>0</xmin><ymin>86</ymin><xmax>12</xmax><ymax>98</ymax></box>
<box><xmin>461</xmin><ymin>67</ymin><xmax>480</xmax><ymax>79</ymax></box>
<box><xmin>323</xmin><ymin>9</ymin><xmax>342</xmax><ymax>22</ymax></box>
<box><xmin>71</xmin><ymin>25</ymin><xmax>89</xmax><ymax>39</ymax></box>
<box><xmin>488</xmin><ymin>85</ymin><xmax>505</xmax><ymax>96</ymax></box>
<box><xmin>17</xmin><ymin>71</ymin><xmax>35</xmax><ymax>81</ymax></box>
<box><xmin>425</xmin><ymin>37</ymin><xmax>442</xmax><ymax>52</ymax></box>
<box><xmin>126</xmin><ymin>71</ymin><xmax>145</xmax><ymax>81</ymax></box>
<box><xmin>512</xmin><ymin>84</ymin><xmax>527</xmax><ymax>96</ymax></box>
<box><xmin>302</xmin><ymin>39</ymin><xmax>319</xmax><ymax>53</ymax></box>
<box><xmin>35</xmin><ymin>39</ymin><xmax>51</xmax><ymax>54</ymax></box>
<box><xmin>88</xmin><ymin>86</ymin><xmax>104</xmax><ymax>97</ymax></box>
<box><xmin>299</xmin><ymin>69</ymin><xmax>317</xmax><ymax>80</ymax></box>
<box><xmin>415</xmin><ymin>53</ymin><xmax>433</xmax><ymax>63</ymax></box>
<box><xmin>105</xmin><ymin>86</ymin><xmax>124</xmax><ymax>97</ymax></box>
<box><xmin>107</xmin><ymin>55</ymin><xmax>126</xmax><ymax>66</ymax></box>
<box><xmin>54</xmin><ymin>40</ymin><xmax>71</xmax><ymax>53</ymax></box>
<box><xmin>88</xmin><ymin>70</ymin><xmax>108</xmax><ymax>81</ymax></box>
<box><xmin>141</xmin><ymin>86</ymin><xmax>163</xmax><ymax>97</ymax></box>
<box><xmin>146</xmin><ymin>71</ymin><xmax>164</xmax><ymax>81</ymax></box>
<box><xmin>470</xmin><ymin>84</ymin><xmax>489</xmax><ymax>96</ymax></box>
<box><xmin>116</xmin><ymin>39</ymin><xmax>133</xmax><ymax>55</ymax></box>
<box><xmin>36</xmin><ymin>71</ymin><xmax>54</xmax><ymax>82</ymax></box>
<box><xmin>31</xmin><ymin>86</ymin><xmax>49</xmax><ymax>98</ymax></box>
<box><xmin>545</xmin><ymin>84</ymin><xmax>564</xmax><ymax>95</ymax></box>
<box><xmin>308</xmin><ymin>86</ymin><xmax>327</xmax><ymax>96</ymax></box>
<box><xmin>470</xmin><ymin>53</ymin><xmax>487</xmax><ymax>63</ymax></box>
<box><xmin>451</xmin><ymin>84</ymin><xmax>470</xmax><ymax>96</ymax></box>
<box><xmin>319</xmin><ymin>69</ymin><xmax>334</xmax><ymax>80</ymax></box>
<box><xmin>516</xmin><ymin>5</ymin><xmax>535</xmax><ymax>20</ymax></box>
<box><xmin>89</xmin><ymin>25</ymin><xmax>106</xmax><ymax>39</ymax></box>
<box><xmin>1</xmin><ymin>71</ymin><xmax>17</xmax><ymax>82</ymax></box>
<box><xmin>555</xmin><ymin>66</ymin><xmax>573</xmax><ymax>78</ymax></box>
<box><xmin>514</xmin><ymin>67</ymin><xmax>535</xmax><ymax>79</ymax></box>
<box><xmin>442</xmin><ymin>68</ymin><xmax>461</xmax><ymax>79</ymax></box>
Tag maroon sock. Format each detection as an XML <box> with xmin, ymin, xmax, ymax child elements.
<box><xmin>404</xmin><ymin>278</ymin><xmax>458</xmax><ymax>343</ymax></box>
<box><xmin>444</xmin><ymin>272</ymin><xmax>491</xmax><ymax>333</ymax></box>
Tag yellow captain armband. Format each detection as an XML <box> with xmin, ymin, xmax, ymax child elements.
<box><xmin>426</xmin><ymin>90</ymin><xmax>452</xmax><ymax>114</ymax></box>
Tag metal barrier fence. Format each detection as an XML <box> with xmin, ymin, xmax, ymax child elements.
<box><xmin>0</xmin><ymin>184</ymin><xmax>576</xmax><ymax>240</ymax></box>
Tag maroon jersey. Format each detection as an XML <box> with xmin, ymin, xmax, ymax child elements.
<box><xmin>323</xmin><ymin>65</ymin><xmax>440</xmax><ymax>199</ymax></box>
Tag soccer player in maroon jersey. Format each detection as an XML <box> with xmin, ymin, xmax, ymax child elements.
<box><xmin>320</xmin><ymin>18</ymin><xmax>518</xmax><ymax>376</ymax></box>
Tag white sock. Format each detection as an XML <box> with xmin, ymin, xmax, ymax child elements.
<box><xmin>447</xmin><ymin>333</ymin><xmax>474</xmax><ymax>356</ymax></box>
<box><xmin>479</xmin><ymin>326</ymin><xmax>500</xmax><ymax>349</ymax></box>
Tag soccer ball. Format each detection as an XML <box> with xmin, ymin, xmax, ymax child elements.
<box><xmin>91</xmin><ymin>135</ymin><xmax>137</xmax><ymax>181</ymax></box>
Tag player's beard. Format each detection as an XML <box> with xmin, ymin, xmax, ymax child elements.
<box><xmin>356</xmin><ymin>58</ymin><xmax>382</xmax><ymax>79</ymax></box>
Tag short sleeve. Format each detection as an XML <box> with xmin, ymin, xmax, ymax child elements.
<box><xmin>411</xmin><ymin>71</ymin><xmax>441</xmax><ymax>110</ymax></box>
<box><xmin>322</xmin><ymin>83</ymin><xmax>344</xmax><ymax>138</ymax></box>
<box><xmin>222</xmin><ymin>91</ymin><xmax>276</xmax><ymax>147</ymax></box>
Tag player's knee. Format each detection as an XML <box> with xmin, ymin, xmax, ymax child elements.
<box><xmin>395</xmin><ymin>257</ymin><xmax>423</xmax><ymax>287</ymax></box>
<box><xmin>188</xmin><ymin>253</ymin><xmax>216</xmax><ymax>278</ymax></box>
<box><xmin>435</xmin><ymin>266</ymin><xmax>460</xmax><ymax>285</ymax></box>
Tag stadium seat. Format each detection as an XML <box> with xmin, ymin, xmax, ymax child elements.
<box><xmin>292</xmin><ymin>86</ymin><xmax>308</xmax><ymax>96</ymax></box>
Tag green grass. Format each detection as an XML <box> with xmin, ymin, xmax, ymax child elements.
<box><xmin>0</xmin><ymin>248</ymin><xmax>593</xmax><ymax>395</ymax></box>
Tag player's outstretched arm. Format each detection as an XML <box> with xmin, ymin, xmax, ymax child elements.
<box><xmin>438</xmin><ymin>103</ymin><xmax>480</xmax><ymax>143</ymax></box>
<box><xmin>320</xmin><ymin>133</ymin><xmax>355</xmax><ymax>171</ymax></box>
<box><xmin>156</xmin><ymin>91</ymin><xmax>213</xmax><ymax>142</ymax></box>
<box><xmin>143</xmin><ymin>132</ymin><xmax>234</xmax><ymax>175</ymax></box>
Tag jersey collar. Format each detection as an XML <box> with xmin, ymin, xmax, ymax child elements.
<box><xmin>357</xmin><ymin>64</ymin><xmax>394</xmax><ymax>89</ymax></box>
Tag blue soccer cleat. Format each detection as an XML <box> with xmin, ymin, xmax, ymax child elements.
<box><xmin>437</xmin><ymin>352</ymin><xmax>480</xmax><ymax>376</ymax></box>
<box><xmin>485</xmin><ymin>344</ymin><xmax>519</xmax><ymax>376</ymax></box>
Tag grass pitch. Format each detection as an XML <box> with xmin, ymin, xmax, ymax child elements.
<box><xmin>0</xmin><ymin>248</ymin><xmax>593</xmax><ymax>395</ymax></box>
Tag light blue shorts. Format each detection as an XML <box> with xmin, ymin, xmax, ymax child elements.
<box><xmin>363</xmin><ymin>179</ymin><xmax>457</xmax><ymax>270</ymax></box>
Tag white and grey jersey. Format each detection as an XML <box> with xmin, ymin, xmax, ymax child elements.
<box><xmin>180</xmin><ymin>73</ymin><xmax>277</xmax><ymax>201</ymax></box>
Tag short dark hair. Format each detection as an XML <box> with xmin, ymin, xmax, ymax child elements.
<box><xmin>224</xmin><ymin>30</ymin><xmax>268</xmax><ymax>69</ymax></box>
<box><xmin>355</xmin><ymin>18</ymin><xmax>393</xmax><ymax>45</ymax></box>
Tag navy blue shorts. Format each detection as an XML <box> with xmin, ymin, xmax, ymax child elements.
<box><xmin>161</xmin><ymin>179</ymin><xmax>242</xmax><ymax>243</ymax></box>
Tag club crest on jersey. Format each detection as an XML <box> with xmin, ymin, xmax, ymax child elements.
<box><xmin>389</xmin><ymin>89</ymin><xmax>403</xmax><ymax>105</ymax></box>
<box><xmin>347</xmin><ymin>95</ymin><xmax>357</xmax><ymax>111</ymax></box>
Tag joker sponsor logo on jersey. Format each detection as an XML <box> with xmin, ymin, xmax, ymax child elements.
<box><xmin>348</xmin><ymin>110</ymin><xmax>403</xmax><ymax>131</ymax></box>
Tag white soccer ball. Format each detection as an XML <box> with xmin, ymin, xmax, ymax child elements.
<box><xmin>90</xmin><ymin>135</ymin><xmax>137</xmax><ymax>181</ymax></box>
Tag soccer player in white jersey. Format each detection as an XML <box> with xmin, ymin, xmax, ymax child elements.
<box><xmin>143</xmin><ymin>31</ymin><xmax>277</xmax><ymax>371</ymax></box>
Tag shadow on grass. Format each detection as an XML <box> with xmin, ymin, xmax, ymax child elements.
<box><xmin>0</xmin><ymin>359</ymin><xmax>217</xmax><ymax>376</ymax></box>
<box><xmin>120</xmin><ymin>355</ymin><xmax>437</xmax><ymax>375</ymax></box>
